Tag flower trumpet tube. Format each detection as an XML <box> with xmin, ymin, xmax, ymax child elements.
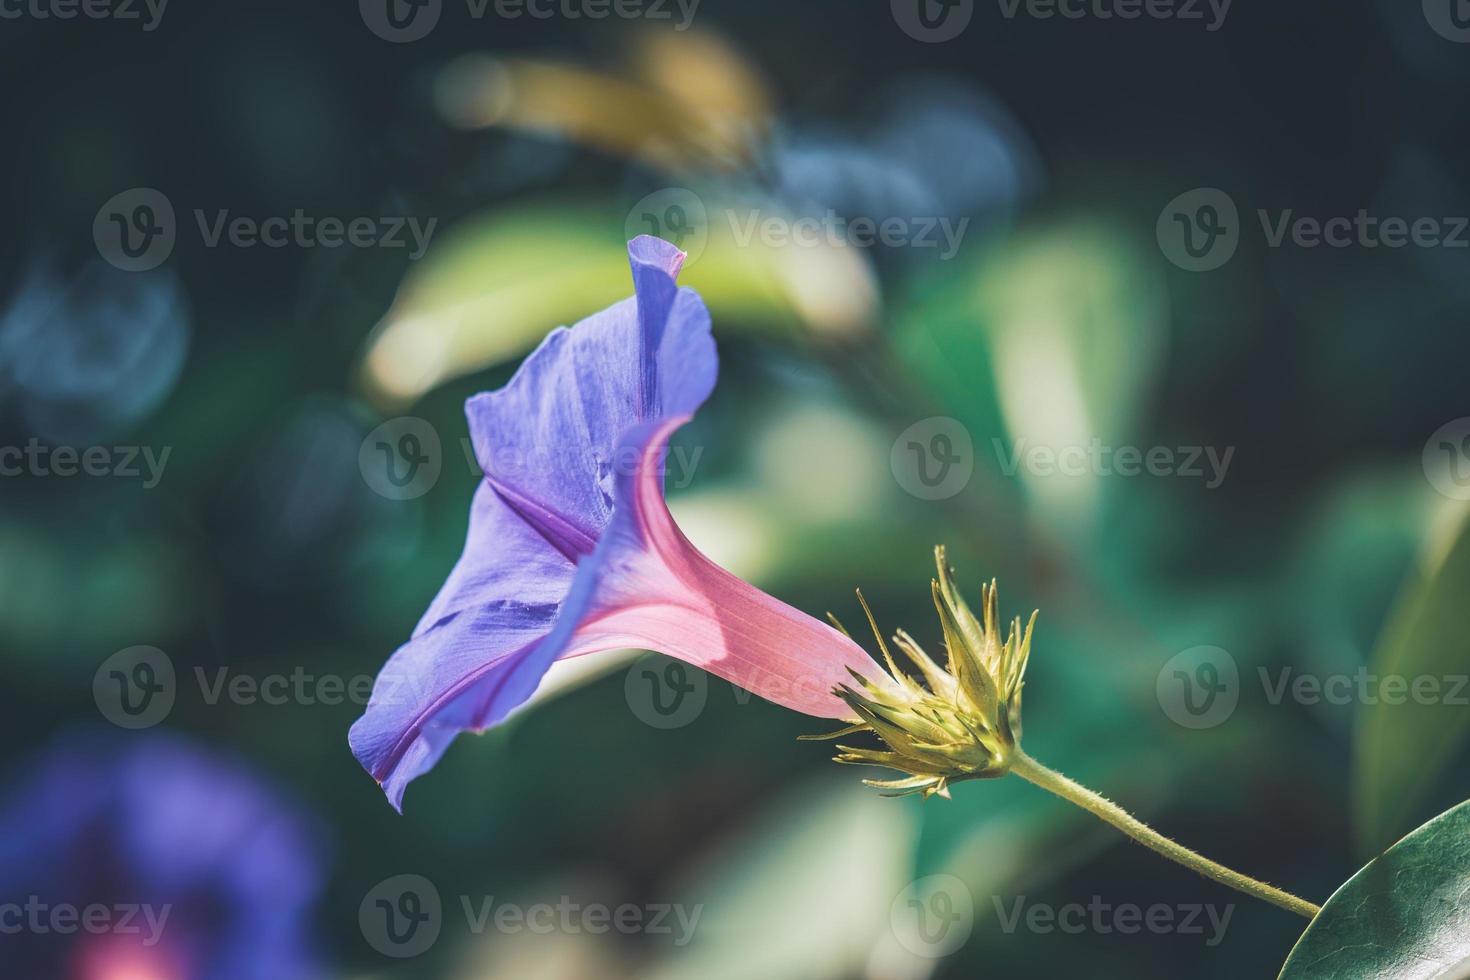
<box><xmin>350</xmin><ymin>236</ymin><xmax>884</xmax><ymax>811</ymax></box>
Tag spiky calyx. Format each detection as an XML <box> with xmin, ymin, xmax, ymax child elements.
<box><xmin>803</xmin><ymin>546</ymin><xmax>1037</xmax><ymax>799</ymax></box>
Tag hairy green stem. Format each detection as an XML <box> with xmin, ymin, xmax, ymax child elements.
<box><xmin>1010</xmin><ymin>751</ymin><xmax>1320</xmax><ymax>920</ymax></box>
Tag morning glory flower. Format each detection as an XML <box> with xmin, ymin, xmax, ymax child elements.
<box><xmin>344</xmin><ymin>235</ymin><xmax>1325</xmax><ymax>928</ymax></box>
<box><xmin>0</xmin><ymin>731</ymin><xmax>324</xmax><ymax>980</ymax></box>
<box><xmin>351</xmin><ymin>235</ymin><xmax>883</xmax><ymax>810</ymax></box>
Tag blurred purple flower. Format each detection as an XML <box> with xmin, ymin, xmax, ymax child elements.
<box><xmin>0</xmin><ymin>731</ymin><xmax>324</xmax><ymax>980</ymax></box>
<box><xmin>351</xmin><ymin>236</ymin><xmax>882</xmax><ymax>810</ymax></box>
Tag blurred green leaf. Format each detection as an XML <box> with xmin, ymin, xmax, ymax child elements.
<box><xmin>972</xmin><ymin>220</ymin><xmax>1166</xmax><ymax>450</ymax></box>
<box><xmin>1353</xmin><ymin>504</ymin><xmax>1470</xmax><ymax>854</ymax></box>
<box><xmin>890</xmin><ymin>260</ymin><xmax>1008</xmax><ymax>446</ymax></box>
<box><xmin>1283</xmin><ymin>471</ymin><xmax>1436</xmax><ymax>686</ymax></box>
<box><xmin>1279</xmin><ymin>799</ymin><xmax>1470</xmax><ymax>979</ymax></box>
<box><xmin>644</xmin><ymin>777</ymin><xmax>914</xmax><ymax>980</ymax></box>
<box><xmin>893</xmin><ymin>219</ymin><xmax>1167</xmax><ymax>536</ymax></box>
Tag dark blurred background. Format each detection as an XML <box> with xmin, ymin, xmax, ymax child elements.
<box><xmin>3</xmin><ymin>1</ymin><xmax>1470</xmax><ymax>977</ymax></box>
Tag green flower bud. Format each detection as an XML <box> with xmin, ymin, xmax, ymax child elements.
<box><xmin>803</xmin><ymin>546</ymin><xmax>1037</xmax><ymax>799</ymax></box>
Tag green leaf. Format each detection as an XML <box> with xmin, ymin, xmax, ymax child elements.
<box><xmin>1279</xmin><ymin>799</ymin><xmax>1470</xmax><ymax>979</ymax></box>
<box><xmin>1353</xmin><ymin>504</ymin><xmax>1470</xmax><ymax>854</ymax></box>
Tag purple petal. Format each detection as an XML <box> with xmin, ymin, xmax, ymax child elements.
<box><xmin>350</xmin><ymin>236</ymin><xmax>715</xmax><ymax>810</ymax></box>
